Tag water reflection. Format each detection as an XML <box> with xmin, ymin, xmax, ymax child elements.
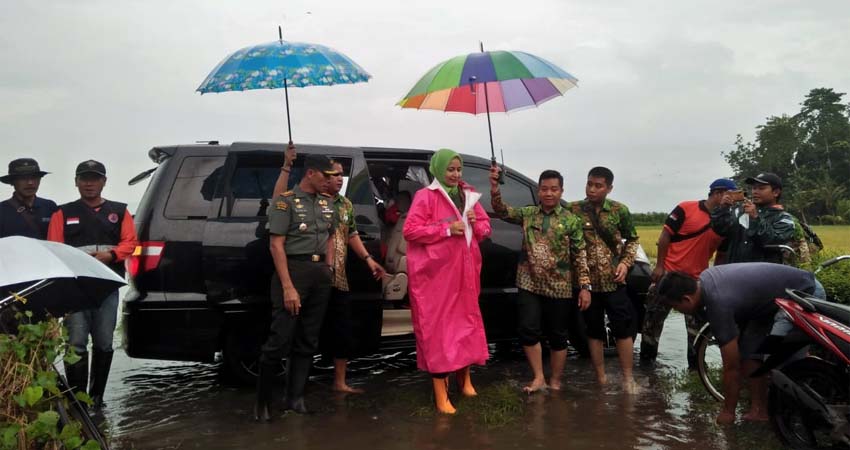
<box><xmin>105</xmin><ymin>315</ymin><xmax>782</xmax><ymax>450</ymax></box>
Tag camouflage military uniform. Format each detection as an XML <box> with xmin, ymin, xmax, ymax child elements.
<box><xmin>787</xmin><ymin>218</ymin><xmax>812</xmax><ymax>266</ymax></box>
<box><xmin>492</xmin><ymin>189</ymin><xmax>590</xmax><ymax>298</ymax></box>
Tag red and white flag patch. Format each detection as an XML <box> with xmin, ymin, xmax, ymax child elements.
<box><xmin>66</xmin><ymin>217</ymin><xmax>80</xmax><ymax>225</ymax></box>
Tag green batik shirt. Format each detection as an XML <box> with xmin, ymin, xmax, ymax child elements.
<box><xmin>491</xmin><ymin>188</ymin><xmax>590</xmax><ymax>298</ymax></box>
<box><xmin>568</xmin><ymin>198</ymin><xmax>639</xmax><ymax>293</ymax></box>
<box><xmin>331</xmin><ymin>194</ymin><xmax>358</xmax><ymax>291</ymax></box>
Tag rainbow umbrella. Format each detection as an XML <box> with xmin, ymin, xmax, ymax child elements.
<box><xmin>398</xmin><ymin>44</ymin><xmax>578</xmax><ymax>163</ymax></box>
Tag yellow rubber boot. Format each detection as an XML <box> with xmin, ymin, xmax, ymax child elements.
<box><xmin>432</xmin><ymin>377</ymin><xmax>456</xmax><ymax>415</ymax></box>
<box><xmin>455</xmin><ymin>366</ymin><xmax>478</xmax><ymax>397</ymax></box>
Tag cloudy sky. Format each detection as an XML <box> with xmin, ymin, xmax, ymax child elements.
<box><xmin>2</xmin><ymin>0</ymin><xmax>849</xmax><ymax>212</ymax></box>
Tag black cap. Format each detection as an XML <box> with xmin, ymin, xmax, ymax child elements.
<box><xmin>75</xmin><ymin>160</ymin><xmax>107</xmax><ymax>177</ymax></box>
<box><xmin>745</xmin><ymin>172</ymin><xmax>782</xmax><ymax>189</ymax></box>
<box><xmin>1</xmin><ymin>158</ymin><xmax>49</xmax><ymax>184</ymax></box>
<box><xmin>304</xmin><ymin>154</ymin><xmax>336</xmax><ymax>175</ymax></box>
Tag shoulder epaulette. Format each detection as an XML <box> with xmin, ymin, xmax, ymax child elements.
<box><xmin>282</xmin><ymin>191</ymin><xmax>295</xmax><ymax>197</ymax></box>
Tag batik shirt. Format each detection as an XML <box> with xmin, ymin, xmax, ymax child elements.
<box><xmin>331</xmin><ymin>194</ymin><xmax>358</xmax><ymax>291</ymax></box>
<box><xmin>568</xmin><ymin>199</ymin><xmax>639</xmax><ymax>293</ymax></box>
<box><xmin>492</xmin><ymin>189</ymin><xmax>590</xmax><ymax>298</ymax></box>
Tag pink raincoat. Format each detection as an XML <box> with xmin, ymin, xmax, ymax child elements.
<box><xmin>403</xmin><ymin>179</ymin><xmax>492</xmax><ymax>373</ymax></box>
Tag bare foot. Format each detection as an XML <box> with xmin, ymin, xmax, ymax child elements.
<box><xmin>596</xmin><ymin>374</ymin><xmax>608</xmax><ymax>386</ymax></box>
<box><xmin>742</xmin><ymin>411</ymin><xmax>769</xmax><ymax>422</ymax></box>
<box><xmin>333</xmin><ymin>383</ymin><xmax>365</xmax><ymax>394</ymax></box>
<box><xmin>522</xmin><ymin>378</ymin><xmax>548</xmax><ymax>394</ymax></box>
<box><xmin>549</xmin><ymin>379</ymin><xmax>562</xmax><ymax>391</ymax></box>
<box><xmin>622</xmin><ymin>379</ymin><xmax>641</xmax><ymax>395</ymax></box>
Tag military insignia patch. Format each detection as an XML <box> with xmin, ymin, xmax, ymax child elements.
<box><xmin>275</xmin><ymin>201</ymin><xmax>288</xmax><ymax>211</ymax></box>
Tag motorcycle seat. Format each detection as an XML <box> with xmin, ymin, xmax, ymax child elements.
<box><xmin>807</xmin><ymin>297</ymin><xmax>850</xmax><ymax>328</ymax></box>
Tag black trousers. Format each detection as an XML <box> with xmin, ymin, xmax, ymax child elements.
<box><xmin>260</xmin><ymin>259</ymin><xmax>333</xmax><ymax>363</ymax></box>
<box><xmin>517</xmin><ymin>289</ymin><xmax>572</xmax><ymax>351</ymax></box>
<box><xmin>582</xmin><ymin>286</ymin><xmax>636</xmax><ymax>341</ymax></box>
<box><xmin>320</xmin><ymin>288</ymin><xmax>354</xmax><ymax>359</ymax></box>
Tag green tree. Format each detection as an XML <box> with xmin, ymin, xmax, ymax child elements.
<box><xmin>723</xmin><ymin>88</ymin><xmax>850</xmax><ymax>221</ymax></box>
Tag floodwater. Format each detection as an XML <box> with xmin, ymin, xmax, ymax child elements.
<box><xmin>98</xmin><ymin>314</ymin><xmax>783</xmax><ymax>450</ymax></box>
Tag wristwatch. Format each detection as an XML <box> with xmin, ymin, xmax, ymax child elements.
<box><xmin>580</xmin><ymin>284</ymin><xmax>593</xmax><ymax>292</ymax></box>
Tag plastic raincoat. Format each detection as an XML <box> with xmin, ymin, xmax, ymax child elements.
<box><xmin>403</xmin><ymin>178</ymin><xmax>491</xmax><ymax>373</ymax></box>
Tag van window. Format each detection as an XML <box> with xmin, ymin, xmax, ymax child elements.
<box><xmin>164</xmin><ymin>156</ymin><xmax>226</xmax><ymax>219</ymax></box>
<box><xmin>461</xmin><ymin>165</ymin><xmax>535</xmax><ymax>213</ymax></box>
<box><xmin>225</xmin><ymin>157</ymin><xmax>353</xmax><ymax>218</ymax></box>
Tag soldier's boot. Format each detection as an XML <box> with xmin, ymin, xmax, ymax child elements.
<box><xmin>455</xmin><ymin>366</ymin><xmax>477</xmax><ymax>397</ymax></box>
<box><xmin>432</xmin><ymin>377</ymin><xmax>456</xmax><ymax>415</ymax></box>
<box><xmin>64</xmin><ymin>352</ymin><xmax>89</xmax><ymax>396</ymax></box>
<box><xmin>284</xmin><ymin>356</ymin><xmax>312</xmax><ymax>414</ymax></box>
<box><xmin>253</xmin><ymin>361</ymin><xmax>277</xmax><ymax>422</ymax></box>
<box><xmin>88</xmin><ymin>350</ymin><xmax>114</xmax><ymax>409</ymax></box>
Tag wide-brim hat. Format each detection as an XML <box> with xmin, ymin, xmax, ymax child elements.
<box><xmin>1</xmin><ymin>158</ymin><xmax>49</xmax><ymax>184</ymax></box>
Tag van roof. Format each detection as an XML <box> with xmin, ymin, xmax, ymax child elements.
<box><xmin>147</xmin><ymin>142</ymin><xmax>495</xmax><ymax>166</ymax></box>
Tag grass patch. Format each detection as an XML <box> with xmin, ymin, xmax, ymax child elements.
<box><xmin>459</xmin><ymin>381</ymin><xmax>524</xmax><ymax>427</ymax></box>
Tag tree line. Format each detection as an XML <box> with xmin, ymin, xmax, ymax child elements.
<box><xmin>635</xmin><ymin>88</ymin><xmax>850</xmax><ymax>225</ymax></box>
<box><xmin>724</xmin><ymin>88</ymin><xmax>850</xmax><ymax>225</ymax></box>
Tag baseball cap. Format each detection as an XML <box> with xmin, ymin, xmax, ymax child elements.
<box><xmin>745</xmin><ymin>172</ymin><xmax>782</xmax><ymax>189</ymax></box>
<box><xmin>709</xmin><ymin>178</ymin><xmax>737</xmax><ymax>191</ymax></box>
<box><xmin>304</xmin><ymin>154</ymin><xmax>336</xmax><ymax>175</ymax></box>
<box><xmin>75</xmin><ymin>160</ymin><xmax>107</xmax><ymax>176</ymax></box>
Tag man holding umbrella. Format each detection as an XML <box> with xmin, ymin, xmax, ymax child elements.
<box><xmin>47</xmin><ymin>160</ymin><xmax>138</xmax><ymax>409</ymax></box>
<box><xmin>0</xmin><ymin>158</ymin><xmax>57</xmax><ymax>239</ymax></box>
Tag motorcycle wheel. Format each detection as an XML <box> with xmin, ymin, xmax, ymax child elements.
<box><xmin>769</xmin><ymin>357</ymin><xmax>850</xmax><ymax>449</ymax></box>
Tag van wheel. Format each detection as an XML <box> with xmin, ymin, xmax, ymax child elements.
<box><xmin>223</xmin><ymin>332</ymin><xmax>285</xmax><ymax>385</ymax></box>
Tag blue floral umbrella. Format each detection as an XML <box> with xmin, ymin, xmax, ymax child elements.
<box><xmin>197</xmin><ymin>28</ymin><xmax>371</xmax><ymax>143</ymax></box>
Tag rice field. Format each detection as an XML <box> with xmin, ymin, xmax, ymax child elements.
<box><xmin>636</xmin><ymin>225</ymin><xmax>850</xmax><ymax>262</ymax></box>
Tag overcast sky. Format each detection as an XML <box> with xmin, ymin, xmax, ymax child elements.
<box><xmin>2</xmin><ymin>0</ymin><xmax>849</xmax><ymax>212</ymax></box>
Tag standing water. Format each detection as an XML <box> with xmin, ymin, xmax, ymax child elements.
<box><xmin>102</xmin><ymin>314</ymin><xmax>782</xmax><ymax>449</ymax></box>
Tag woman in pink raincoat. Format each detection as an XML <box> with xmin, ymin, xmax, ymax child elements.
<box><xmin>403</xmin><ymin>148</ymin><xmax>492</xmax><ymax>414</ymax></box>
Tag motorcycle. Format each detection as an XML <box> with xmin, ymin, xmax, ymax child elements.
<box><xmin>762</xmin><ymin>285</ymin><xmax>850</xmax><ymax>449</ymax></box>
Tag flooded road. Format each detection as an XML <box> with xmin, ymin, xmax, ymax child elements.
<box><xmin>100</xmin><ymin>314</ymin><xmax>783</xmax><ymax>450</ymax></box>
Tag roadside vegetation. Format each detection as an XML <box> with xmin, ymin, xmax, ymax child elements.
<box><xmin>0</xmin><ymin>312</ymin><xmax>100</xmax><ymax>450</ymax></box>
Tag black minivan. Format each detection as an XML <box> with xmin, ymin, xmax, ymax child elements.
<box><xmin>123</xmin><ymin>142</ymin><xmax>650</xmax><ymax>383</ymax></box>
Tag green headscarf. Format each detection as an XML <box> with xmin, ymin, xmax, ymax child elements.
<box><xmin>429</xmin><ymin>148</ymin><xmax>463</xmax><ymax>196</ymax></box>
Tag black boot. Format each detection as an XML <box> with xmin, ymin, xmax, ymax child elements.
<box><xmin>88</xmin><ymin>350</ymin><xmax>114</xmax><ymax>409</ymax></box>
<box><xmin>284</xmin><ymin>356</ymin><xmax>312</xmax><ymax>414</ymax></box>
<box><xmin>64</xmin><ymin>352</ymin><xmax>89</xmax><ymax>395</ymax></box>
<box><xmin>254</xmin><ymin>361</ymin><xmax>277</xmax><ymax>422</ymax></box>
